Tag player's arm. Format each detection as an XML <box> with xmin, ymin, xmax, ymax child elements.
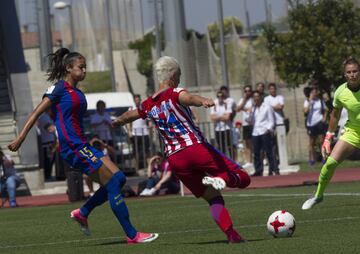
<box><xmin>179</xmin><ymin>90</ymin><xmax>214</xmax><ymax>108</ymax></box>
<box><xmin>8</xmin><ymin>97</ymin><xmax>52</xmax><ymax>152</ymax></box>
<box><xmin>154</xmin><ymin>171</ymin><xmax>172</xmax><ymax>190</ymax></box>
<box><xmin>327</xmin><ymin>107</ymin><xmax>342</xmax><ymax>133</ymax></box>
<box><xmin>112</xmin><ymin>109</ymin><xmax>140</xmax><ymax>127</ymax></box>
<box><xmin>321</xmin><ymin>107</ymin><xmax>342</xmax><ymax>159</ymax></box>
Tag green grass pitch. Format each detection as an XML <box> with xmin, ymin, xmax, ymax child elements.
<box><xmin>1</xmin><ymin>182</ymin><xmax>360</xmax><ymax>254</ymax></box>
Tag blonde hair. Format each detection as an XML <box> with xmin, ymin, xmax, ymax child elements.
<box><xmin>154</xmin><ymin>56</ymin><xmax>180</xmax><ymax>83</ymax></box>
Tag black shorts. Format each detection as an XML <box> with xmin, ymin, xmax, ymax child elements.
<box><xmin>307</xmin><ymin>122</ymin><xmax>326</xmax><ymax>137</ymax></box>
<box><xmin>242</xmin><ymin>126</ymin><xmax>253</xmax><ymax>140</ymax></box>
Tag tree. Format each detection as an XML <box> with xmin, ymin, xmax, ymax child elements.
<box><xmin>208</xmin><ymin>16</ymin><xmax>244</xmax><ymax>46</ymax></box>
<box><xmin>263</xmin><ymin>0</ymin><xmax>360</xmax><ymax>92</ymax></box>
<box><xmin>128</xmin><ymin>33</ymin><xmax>157</xmax><ymax>94</ymax></box>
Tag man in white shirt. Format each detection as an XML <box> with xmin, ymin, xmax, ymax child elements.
<box><xmin>264</xmin><ymin>83</ymin><xmax>285</xmax><ymax>125</ymax></box>
<box><xmin>251</xmin><ymin>91</ymin><xmax>278</xmax><ymax>176</ymax></box>
<box><xmin>219</xmin><ymin>86</ymin><xmax>237</xmax><ymax>160</ymax></box>
<box><xmin>264</xmin><ymin>83</ymin><xmax>285</xmax><ymax>168</ymax></box>
<box><xmin>129</xmin><ymin>94</ymin><xmax>151</xmax><ymax>169</ymax></box>
<box><xmin>236</xmin><ymin>85</ymin><xmax>253</xmax><ymax>168</ymax></box>
<box><xmin>90</xmin><ymin>100</ymin><xmax>113</xmax><ymax>145</ymax></box>
<box><xmin>211</xmin><ymin>91</ymin><xmax>233</xmax><ymax>156</ymax></box>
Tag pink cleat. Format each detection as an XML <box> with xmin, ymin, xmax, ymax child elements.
<box><xmin>127</xmin><ymin>232</ymin><xmax>159</xmax><ymax>244</ymax></box>
<box><xmin>226</xmin><ymin>229</ymin><xmax>247</xmax><ymax>244</ymax></box>
<box><xmin>70</xmin><ymin>208</ymin><xmax>91</xmax><ymax>236</ymax></box>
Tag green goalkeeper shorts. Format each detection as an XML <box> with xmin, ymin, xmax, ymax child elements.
<box><xmin>339</xmin><ymin>127</ymin><xmax>360</xmax><ymax>149</ymax></box>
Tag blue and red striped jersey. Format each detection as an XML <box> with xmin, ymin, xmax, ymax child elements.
<box><xmin>43</xmin><ymin>80</ymin><xmax>88</xmax><ymax>151</ymax></box>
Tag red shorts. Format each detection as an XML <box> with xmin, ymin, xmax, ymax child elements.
<box><xmin>168</xmin><ymin>142</ymin><xmax>244</xmax><ymax>198</ymax></box>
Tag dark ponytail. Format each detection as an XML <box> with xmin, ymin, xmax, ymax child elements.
<box><xmin>46</xmin><ymin>48</ymin><xmax>84</xmax><ymax>82</ymax></box>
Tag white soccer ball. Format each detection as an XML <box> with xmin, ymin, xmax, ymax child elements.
<box><xmin>267</xmin><ymin>210</ymin><xmax>296</xmax><ymax>238</ymax></box>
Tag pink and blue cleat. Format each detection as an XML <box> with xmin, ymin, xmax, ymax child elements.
<box><xmin>70</xmin><ymin>208</ymin><xmax>91</xmax><ymax>236</ymax></box>
<box><xmin>127</xmin><ymin>232</ymin><xmax>159</xmax><ymax>244</ymax></box>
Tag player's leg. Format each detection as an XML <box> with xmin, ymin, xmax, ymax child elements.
<box><xmin>168</xmin><ymin>145</ymin><xmax>247</xmax><ymax>243</ymax></box>
<box><xmin>302</xmin><ymin>139</ymin><xmax>355</xmax><ymax>210</ymax></box>
<box><xmin>98</xmin><ymin>156</ymin><xmax>158</xmax><ymax>243</ymax></box>
<box><xmin>202</xmin><ymin>144</ymin><xmax>251</xmax><ymax>189</ymax></box>
<box><xmin>202</xmin><ymin>188</ymin><xmax>246</xmax><ymax>243</ymax></box>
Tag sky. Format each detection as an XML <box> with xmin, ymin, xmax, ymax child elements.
<box><xmin>179</xmin><ymin>0</ymin><xmax>286</xmax><ymax>32</ymax></box>
<box><xmin>16</xmin><ymin>0</ymin><xmax>288</xmax><ymax>33</ymax></box>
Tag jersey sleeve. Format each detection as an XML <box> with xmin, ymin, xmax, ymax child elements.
<box><xmin>333</xmin><ymin>84</ymin><xmax>345</xmax><ymax>109</ymax></box>
<box><xmin>138</xmin><ymin>100</ymin><xmax>148</xmax><ymax>119</ymax></box>
<box><xmin>43</xmin><ymin>81</ymin><xmax>64</xmax><ymax>103</ymax></box>
<box><xmin>172</xmin><ymin>87</ymin><xmax>187</xmax><ymax>104</ymax></box>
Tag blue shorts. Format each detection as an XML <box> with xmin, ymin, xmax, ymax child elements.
<box><xmin>61</xmin><ymin>143</ymin><xmax>104</xmax><ymax>175</ymax></box>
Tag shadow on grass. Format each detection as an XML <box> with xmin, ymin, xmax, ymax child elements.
<box><xmin>161</xmin><ymin>238</ymin><xmax>266</xmax><ymax>245</ymax></box>
<box><xmin>93</xmin><ymin>240</ymin><xmax>127</xmax><ymax>246</ymax></box>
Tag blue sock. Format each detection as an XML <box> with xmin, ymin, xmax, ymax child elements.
<box><xmin>79</xmin><ymin>171</ymin><xmax>126</xmax><ymax>217</ymax></box>
<box><xmin>80</xmin><ymin>186</ymin><xmax>108</xmax><ymax>217</ymax></box>
<box><xmin>105</xmin><ymin>172</ymin><xmax>137</xmax><ymax>239</ymax></box>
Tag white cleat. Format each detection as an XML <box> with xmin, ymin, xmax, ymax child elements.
<box><xmin>302</xmin><ymin>195</ymin><xmax>323</xmax><ymax>210</ymax></box>
<box><xmin>202</xmin><ymin>176</ymin><xmax>226</xmax><ymax>190</ymax></box>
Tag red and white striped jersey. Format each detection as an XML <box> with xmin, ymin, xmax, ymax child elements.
<box><xmin>138</xmin><ymin>87</ymin><xmax>206</xmax><ymax>156</ymax></box>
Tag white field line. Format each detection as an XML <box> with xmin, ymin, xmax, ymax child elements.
<box><xmin>222</xmin><ymin>193</ymin><xmax>360</xmax><ymax>197</ymax></box>
<box><xmin>1</xmin><ymin>216</ymin><xmax>360</xmax><ymax>250</ymax></box>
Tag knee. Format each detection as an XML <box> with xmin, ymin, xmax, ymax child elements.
<box><xmin>114</xmin><ymin>171</ymin><xmax>126</xmax><ymax>187</ymax></box>
<box><xmin>238</xmin><ymin>170</ymin><xmax>251</xmax><ymax>188</ymax></box>
<box><xmin>6</xmin><ymin>178</ymin><xmax>16</xmax><ymax>189</ymax></box>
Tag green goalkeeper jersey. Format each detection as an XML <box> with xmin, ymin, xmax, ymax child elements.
<box><xmin>333</xmin><ymin>82</ymin><xmax>360</xmax><ymax>130</ymax></box>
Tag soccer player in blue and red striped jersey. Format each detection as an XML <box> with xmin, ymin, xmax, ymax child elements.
<box><xmin>8</xmin><ymin>48</ymin><xmax>158</xmax><ymax>244</ymax></box>
<box><xmin>113</xmin><ymin>56</ymin><xmax>251</xmax><ymax>243</ymax></box>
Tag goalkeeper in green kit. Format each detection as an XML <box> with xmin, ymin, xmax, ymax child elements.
<box><xmin>302</xmin><ymin>57</ymin><xmax>360</xmax><ymax>210</ymax></box>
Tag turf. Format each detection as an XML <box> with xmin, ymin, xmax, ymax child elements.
<box><xmin>1</xmin><ymin>182</ymin><xmax>360</xmax><ymax>254</ymax></box>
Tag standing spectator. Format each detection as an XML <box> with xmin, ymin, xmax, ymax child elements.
<box><xmin>264</xmin><ymin>83</ymin><xmax>285</xmax><ymax>164</ymax></box>
<box><xmin>219</xmin><ymin>86</ymin><xmax>237</xmax><ymax>119</ymax></box>
<box><xmin>211</xmin><ymin>91</ymin><xmax>233</xmax><ymax>156</ymax></box>
<box><xmin>90</xmin><ymin>100</ymin><xmax>113</xmax><ymax>146</ymax></box>
<box><xmin>44</xmin><ymin>123</ymin><xmax>66</xmax><ymax>180</ymax></box>
<box><xmin>0</xmin><ymin>148</ymin><xmax>20</xmax><ymax>207</ymax></box>
<box><xmin>233</xmin><ymin>121</ymin><xmax>243</xmax><ymax>162</ymax></box>
<box><xmin>139</xmin><ymin>153</ymin><xmax>180</xmax><ymax>196</ymax></box>
<box><xmin>256</xmin><ymin>82</ymin><xmax>267</xmax><ymax>99</ymax></box>
<box><xmin>303</xmin><ymin>86</ymin><xmax>328</xmax><ymax>165</ymax></box>
<box><xmin>129</xmin><ymin>94</ymin><xmax>151</xmax><ymax>169</ymax></box>
<box><xmin>37</xmin><ymin>109</ymin><xmax>56</xmax><ymax>181</ymax></box>
<box><xmin>251</xmin><ymin>91</ymin><xmax>278</xmax><ymax>176</ymax></box>
<box><xmin>236</xmin><ymin>85</ymin><xmax>254</xmax><ymax>168</ymax></box>
<box><xmin>219</xmin><ymin>86</ymin><xmax>237</xmax><ymax>160</ymax></box>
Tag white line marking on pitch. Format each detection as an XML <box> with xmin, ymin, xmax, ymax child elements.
<box><xmin>1</xmin><ymin>216</ymin><xmax>360</xmax><ymax>249</ymax></box>
<box><xmin>222</xmin><ymin>192</ymin><xmax>360</xmax><ymax>197</ymax></box>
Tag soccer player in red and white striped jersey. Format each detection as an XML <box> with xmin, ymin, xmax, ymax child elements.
<box><xmin>113</xmin><ymin>56</ymin><xmax>251</xmax><ymax>243</ymax></box>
